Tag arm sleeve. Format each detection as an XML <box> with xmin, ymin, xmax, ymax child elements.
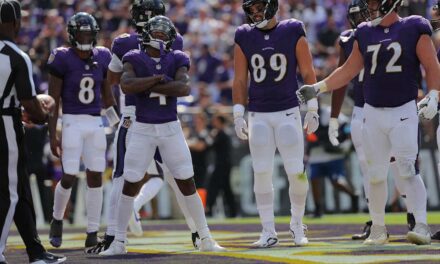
<box><xmin>14</xmin><ymin>52</ymin><xmax>36</xmax><ymax>100</ymax></box>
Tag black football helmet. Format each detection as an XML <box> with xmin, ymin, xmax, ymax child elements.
<box><xmin>131</xmin><ymin>0</ymin><xmax>166</xmax><ymax>33</ymax></box>
<box><xmin>347</xmin><ymin>0</ymin><xmax>369</xmax><ymax>28</ymax></box>
<box><xmin>67</xmin><ymin>12</ymin><xmax>99</xmax><ymax>51</ymax></box>
<box><xmin>367</xmin><ymin>0</ymin><xmax>403</xmax><ymax>26</ymax></box>
<box><xmin>242</xmin><ymin>0</ymin><xmax>278</xmax><ymax>29</ymax></box>
<box><xmin>432</xmin><ymin>1</ymin><xmax>440</xmax><ymax>31</ymax></box>
<box><xmin>142</xmin><ymin>15</ymin><xmax>176</xmax><ymax>51</ymax></box>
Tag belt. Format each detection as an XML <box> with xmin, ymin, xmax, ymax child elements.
<box><xmin>0</xmin><ymin>108</ymin><xmax>21</xmax><ymax>116</ymax></box>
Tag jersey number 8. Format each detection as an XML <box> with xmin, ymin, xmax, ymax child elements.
<box><xmin>251</xmin><ymin>53</ymin><xmax>287</xmax><ymax>83</ymax></box>
<box><xmin>78</xmin><ymin>76</ymin><xmax>95</xmax><ymax>104</ymax></box>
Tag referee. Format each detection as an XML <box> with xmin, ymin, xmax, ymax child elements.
<box><xmin>0</xmin><ymin>1</ymin><xmax>65</xmax><ymax>263</ymax></box>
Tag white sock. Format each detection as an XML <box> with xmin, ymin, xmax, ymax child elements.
<box><xmin>134</xmin><ymin>177</ymin><xmax>164</xmax><ymax>212</ymax></box>
<box><xmin>404</xmin><ymin>174</ymin><xmax>427</xmax><ymax>224</ymax></box>
<box><xmin>115</xmin><ymin>194</ymin><xmax>135</xmax><ymax>242</ymax></box>
<box><xmin>290</xmin><ymin>194</ymin><xmax>306</xmax><ymax>227</ymax></box>
<box><xmin>255</xmin><ymin>191</ymin><xmax>275</xmax><ymax>233</ymax></box>
<box><xmin>368</xmin><ymin>181</ymin><xmax>387</xmax><ymax>226</ymax></box>
<box><xmin>183</xmin><ymin>192</ymin><xmax>210</xmax><ymax>239</ymax></box>
<box><xmin>165</xmin><ymin>174</ymin><xmax>197</xmax><ymax>233</ymax></box>
<box><xmin>106</xmin><ymin>177</ymin><xmax>124</xmax><ymax>236</ymax></box>
<box><xmin>53</xmin><ymin>182</ymin><xmax>72</xmax><ymax>220</ymax></box>
<box><xmin>86</xmin><ymin>186</ymin><xmax>103</xmax><ymax>233</ymax></box>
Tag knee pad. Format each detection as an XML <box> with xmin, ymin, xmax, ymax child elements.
<box><xmin>249</xmin><ymin>122</ymin><xmax>269</xmax><ymax>147</ymax></box>
<box><xmin>253</xmin><ymin>172</ymin><xmax>273</xmax><ymax>194</ymax></box>
<box><xmin>62</xmin><ymin>159</ymin><xmax>80</xmax><ymax>175</ymax></box>
<box><xmin>169</xmin><ymin>165</ymin><xmax>193</xmax><ymax>180</ymax></box>
<box><xmin>276</xmin><ymin>123</ymin><xmax>298</xmax><ymax>147</ymax></box>
<box><xmin>288</xmin><ymin>172</ymin><xmax>309</xmax><ymax>196</ymax></box>
<box><xmin>123</xmin><ymin>169</ymin><xmax>144</xmax><ymax>183</ymax></box>
<box><xmin>395</xmin><ymin>157</ymin><xmax>416</xmax><ymax>179</ymax></box>
<box><xmin>283</xmin><ymin>159</ymin><xmax>304</xmax><ymax>177</ymax></box>
<box><xmin>368</xmin><ymin>166</ymin><xmax>388</xmax><ymax>184</ymax></box>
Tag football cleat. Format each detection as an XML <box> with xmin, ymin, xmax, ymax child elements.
<box><xmin>407</xmin><ymin>223</ymin><xmax>431</xmax><ymax>245</ymax></box>
<box><xmin>192</xmin><ymin>232</ymin><xmax>201</xmax><ymax>249</ymax></box>
<box><xmin>85</xmin><ymin>234</ymin><xmax>114</xmax><ymax>254</ymax></box>
<box><xmin>49</xmin><ymin>219</ymin><xmax>63</xmax><ymax>248</ymax></box>
<box><xmin>352</xmin><ymin>220</ymin><xmax>372</xmax><ymax>240</ymax></box>
<box><xmin>199</xmin><ymin>238</ymin><xmax>226</xmax><ymax>252</ymax></box>
<box><xmin>363</xmin><ymin>225</ymin><xmax>388</xmax><ymax>245</ymax></box>
<box><xmin>128</xmin><ymin>210</ymin><xmax>143</xmax><ymax>237</ymax></box>
<box><xmin>290</xmin><ymin>224</ymin><xmax>308</xmax><ymax>246</ymax></box>
<box><xmin>99</xmin><ymin>240</ymin><xmax>127</xmax><ymax>256</ymax></box>
<box><xmin>252</xmin><ymin>229</ymin><xmax>279</xmax><ymax>248</ymax></box>
<box><xmin>431</xmin><ymin>230</ymin><xmax>440</xmax><ymax>240</ymax></box>
<box><xmin>29</xmin><ymin>252</ymin><xmax>66</xmax><ymax>264</ymax></box>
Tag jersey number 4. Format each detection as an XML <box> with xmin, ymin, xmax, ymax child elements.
<box><xmin>250</xmin><ymin>53</ymin><xmax>287</xmax><ymax>83</ymax></box>
<box><xmin>367</xmin><ymin>42</ymin><xmax>402</xmax><ymax>74</ymax></box>
<box><xmin>79</xmin><ymin>77</ymin><xmax>95</xmax><ymax>104</ymax></box>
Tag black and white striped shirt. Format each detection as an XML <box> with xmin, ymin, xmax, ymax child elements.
<box><xmin>0</xmin><ymin>37</ymin><xmax>36</xmax><ymax>111</ymax></box>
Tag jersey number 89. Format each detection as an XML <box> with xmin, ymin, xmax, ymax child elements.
<box><xmin>251</xmin><ymin>53</ymin><xmax>287</xmax><ymax>83</ymax></box>
<box><xmin>78</xmin><ymin>76</ymin><xmax>95</xmax><ymax>104</ymax></box>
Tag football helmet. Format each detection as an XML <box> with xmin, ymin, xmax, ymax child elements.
<box><xmin>67</xmin><ymin>12</ymin><xmax>99</xmax><ymax>51</ymax></box>
<box><xmin>131</xmin><ymin>0</ymin><xmax>166</xmax><ymax>33</ymax></box>
<box><xmin>242</xmin><ymin>0</ymin><xmax>278</xmax><ymax>29</ymax></box>
<box><xmin>431</xmin><ymin>1</ymin><xmax>440</xmax><ymax>31</ymax></box>
<box><xmin>347</xmin><ymin>0</ymin><xmax>369</xmax><ymax>28</ymax></box>
<box><xmin>367</xmin><ymin>0</ymin><xmax>403</xmax><ymax>26</ymax></box>
<box><xmin>142</xmin><ymin>15</ymin><xmax>176</xmax><ymax>51</ymax></box>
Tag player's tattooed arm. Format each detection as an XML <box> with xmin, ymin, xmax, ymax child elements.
<box><xmin>48</xmin><ymin>73</ymin><xmax>63</xmax><ymax>158</ymax></box>
<box><xmin>120</xmin><ymin>62</ymin><xmax>164</xmax><ymax>94</ymax></box>
<box><xmin>330</xmin><ymin>42</ymin><xmax>348</xmax><ymax>118</ymax></box>
<box><xmin>296</xmin><ymin>36</ymin><xmax>317</xmax><ymax>85</ymax></box>
<box><xmin>232</xmin><ymin>44</ymin><xmax>248</xmax><ymax>106</ymax></box>
<box><xmin>148</xmin><ymin>66</ymin><xmax>191</xmax><ymax>97</ymax></box>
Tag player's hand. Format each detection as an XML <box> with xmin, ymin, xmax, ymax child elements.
<box><xmin>304</xmin><ymin>110</ymin><xmax>319</xmax><ymax>135</ymax></box>
<box><xmin>37</xmin><ymin>94</ymin><xmax>55</xmax><ymax>115</ymax></box>
<box><xmin>234</xmin><ymin>117</ymin><xmax>248</xmax><ymax>140</ymax></box>
<box><xmin>418</xmin><ymin>90</ymin><xmax>439</xmax><ymax>120</ymax></box>
<box><xmin>328</xmin><ymin>117</ymin><xmax>339</xmax><ymax>146</ymax></box>
<box><xmin>50</xmin><ymin>136</ymin><xmax>62</xmax><ymax>158</ymax></box>
<box><xmin>296</xmin><ymin>84</ymin><xmax>318</xmax><ymax>105</ymax></box>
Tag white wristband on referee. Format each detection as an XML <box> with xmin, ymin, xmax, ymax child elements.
<box><xmin>105</xmin><ymin>106</ymin><xmax>120</xmax><ymax>127</ymax></box>
<box><xmin>233</xmin><ymin>104</ymin><xmax>245</xmax><ymax>119</ymax></box>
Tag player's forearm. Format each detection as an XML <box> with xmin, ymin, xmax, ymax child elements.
<box><xmin>424</xmin><ymin>67</ymin><xmax>440</xmax><ymax>92</ymax></box>
<box><xmin>120</xmin><ymin>76</ymin><xmax>162</xmax><ymax>94</ymax></box>
<box><xmin>47</xmin><ymin>102</ymin><xmax>59</xmax><ymax>139</ymax></box>
<box><xmin>323</xmin><ymin>66</ymin><xmax>356</xmax><ymax>93</ymax></box>
<box><xmin>330</xmin><ymin>86</ymin><xmax>347</xmax><ymax>118</ymax></box>
<box><xmin>149</xmin><ymin>81</ymin><xmax>190</xmax><ymax>97</ymax></box>
<box><xmin>232</xmin><ymin>80</ymin><xmax>248</xmax><ymax>105</ymax></box>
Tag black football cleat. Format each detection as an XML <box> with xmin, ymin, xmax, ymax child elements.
<box><xmin>49</xmin><ymin>219</ymin><xmax>63</xmax><ymax>248</ymax></box>
<box><xmin>84</xmin><ymin>231</ymin><xmax>101</xmax><ymax>252</ymax></box>
<box><xmin>352</xmin><ymin>220</ymin><xmax>372</xmax><ymax>240</ymax></box>
<box><xmin>85</xmin><ymin>234</ymin><xmax>114</xmax><ymax>254</ymax></box>
<box><xmin>407</xmin><ymin>212</ymin><xmax>415</xmax><ymax>231</ymax></box>
<box><xmin>192</xmin><ymin>232</ymin><xmax>200</xmax><ymax>249</ymax></box>
<box><xmin>30</xmin><ymin>251</ymin><xmax>66</xmax><ymax>264</ymax></box>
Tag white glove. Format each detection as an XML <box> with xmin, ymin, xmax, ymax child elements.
<box><xmin>328</xmin><ymin>117</ymin><xmax>339</xmax><ymax>146</ymax></box>
<box><xmin>233</xmin><ymin>104</ymin><xmax>248</xmax><ymax>140</ymax></box>
<box><xmin>234</xmin><ymin>117</ymin><xmax>248</xmax><ymax>140</ymax></box>
<box><xmin>296</xmin><ymin>81</ymin><xmax>328</xmax><ymax>104</ymax></box>
<box><xmin>418</xmin><ymin>90</ymin><xmax>439</xmax><ymax>120</ymax></box>
<box><xmin>303</xmin><ymin>110</ymin><xmax>319</xmax><ymax>135</ymax></box>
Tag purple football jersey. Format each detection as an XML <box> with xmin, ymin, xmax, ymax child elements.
<box><xmin>47</xmin><ymin>46</ymin><xmax>111</xmax><ymax>115</ymax></box>
<box><xmin>235</xmin><ymin>19</ymin><xmax>305</xmax><ymax>112</ymax></box>
<box><xmin>354</xmin><ymin>16</ymin><xmax>431</xmax><ymax>107</ymax></box>
<box><xmin>339</xmin><ymin>29</ymin><xmax>364</xmax><ymax>107</ymax></box>
<box><xmin>122</xmin><ymin>49</ymin><xmax>190</xmax><ymax>124</ymax></box>
<box><xmin>111</xmin><ymin>32</ymin><xmax>184</xmax><ymax>107</ymax></box>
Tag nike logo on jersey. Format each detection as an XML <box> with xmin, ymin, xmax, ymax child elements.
<box><xmin>400</xmin><ymin>117</ymin><xmax>409</xmax><ymax>121</ymax></box>
<box><xmin>286</xmin><ymin>112</ymin><xmax>294</xmax><ymax>116</ymax></box>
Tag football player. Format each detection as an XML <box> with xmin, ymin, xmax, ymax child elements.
<box><xmin>100</xmin><ymin>16</ymin><xmax>225</xmax><ymax>255</ymax></box>
<box><xmin>329</xmin><ymin>0</ymin><xmax>415</xmax><ymax>241</ymax></box>
<box><xmin>86</xmin><ymin>0</ymin><xmax>200</xmax><ymax>254</ymax></box>
<box><xmin>47</xmin><ymin>12</ymin><xmax>117</xmax><ymax>251</ymax></box>
<box><xmin>233</xmin><ymin>0</ymin><xmax>317</xmax><ymax>247</ymax></box>
<box><xmin>297</xmin><ymin>0</ymin><xmax>439</xmax><ymax>245</ymax></box>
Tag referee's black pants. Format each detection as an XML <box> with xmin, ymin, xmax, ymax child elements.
<box><xmin>0</xmin><ymin>111</ymin><xmax>45</xmax><ymax>260</ymax></box>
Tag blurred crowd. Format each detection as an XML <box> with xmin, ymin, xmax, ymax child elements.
<box><xmin>18</xmin><ymin>0</ymin><xmax>440</xmax><ymax>222</ymax></box>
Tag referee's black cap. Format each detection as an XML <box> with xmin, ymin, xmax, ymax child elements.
<box><xmin>0</xmin><ymin>0</ymin><xmax>21</xmax><ymax>24</ymax></box>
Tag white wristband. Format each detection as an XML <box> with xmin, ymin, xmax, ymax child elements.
<box><xmin>307</xmin><ymin>98</ymin><xmax>318</xmax><ymax>111</ymax></box>
<box><xmin>315</xmin><ymin>81</ymin><xmax>328</xmax><ymax>94</ymax></box>
<box><xmin>233</xmin><ymin>104</ymin><xmax>245</xmax><ymax>119</ymax></box>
